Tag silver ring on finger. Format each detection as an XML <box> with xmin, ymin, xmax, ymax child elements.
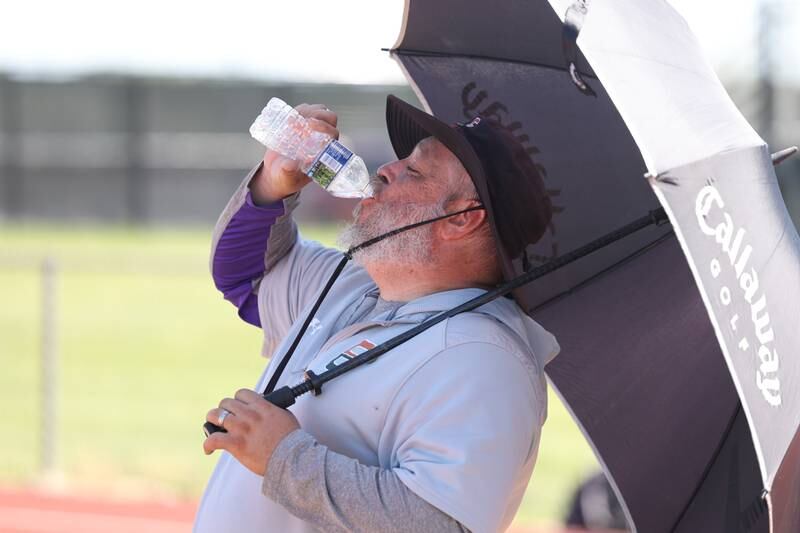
<box><xmin>218</xmin><ymin>408</ymin><xmax>231</xmax><ymax>428</ymax></box>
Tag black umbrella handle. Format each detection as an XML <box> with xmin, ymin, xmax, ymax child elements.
<box><xmin>202</xmin><ymin>386</ymin><xmax>299</xmax><ymax>437</ymax></box>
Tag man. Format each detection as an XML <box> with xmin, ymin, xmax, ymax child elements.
<box><xmin>194</xmin><ymin>96</ymin><xmax>560</xmax><ymax>533</ymax></box>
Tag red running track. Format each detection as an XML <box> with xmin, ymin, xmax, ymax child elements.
<box><xmin>0</xmin><ymin>486</ymin><xmax>592</xmax><ymax>533</ymax></box>
<box><xmin>0</xmin><ymin>487</ymin><xmax>196</xmax><ymax>533</ymax></box>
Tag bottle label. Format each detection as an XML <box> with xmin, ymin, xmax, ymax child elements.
<box><xmin>306</xmin><ymin>140</ymin><xmax>354</xmax><ymax>188</ymax></box>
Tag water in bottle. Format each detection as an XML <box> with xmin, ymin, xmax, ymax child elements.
<box><xmin>249</xmin><ymin>98</ymin><xmax>374</xmax><ymax>199</ymax></box>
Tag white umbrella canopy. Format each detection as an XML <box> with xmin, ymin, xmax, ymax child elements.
<box><xmin>389</xmin><ymin>0</ymin><xmax>800</xmax><ymax>531</ymax></box>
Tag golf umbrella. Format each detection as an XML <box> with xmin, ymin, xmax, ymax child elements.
<box><xmin>388</xmin><ymin>0</ymin><xmax>800</xmax><ymax>532</ymax></box>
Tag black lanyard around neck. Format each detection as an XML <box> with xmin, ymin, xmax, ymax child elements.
<box><xmin>260</xmin><ymin>205</ymin><xmax>483</xmax><ymax>395</ymax></box>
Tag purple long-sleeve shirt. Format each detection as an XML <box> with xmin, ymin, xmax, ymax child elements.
<box><xmin>211</xmin><ymin>191</ymin><xmax>284</xmax><ymax>327</ymax></box>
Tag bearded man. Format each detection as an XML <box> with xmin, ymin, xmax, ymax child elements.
<box><xmin>194</xmin><ymin>96</ymin><xmax>559</xmax><ymax>533</ymax></box>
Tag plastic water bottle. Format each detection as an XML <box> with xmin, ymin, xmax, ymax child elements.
<box><xmin>249</xmin><ymin>98</ymin><xmax>374</xmax><ymax>199</ymax></box>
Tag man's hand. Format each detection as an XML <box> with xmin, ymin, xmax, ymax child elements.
<box><xmin>250</xmin><ymin>103</ymin><xmax>340</xmax><ymax>205</ymax></box>
<box><xmin>203</xmin><ymin>388</ymin><xmax>301</xmax><ymax>476</ymax></box>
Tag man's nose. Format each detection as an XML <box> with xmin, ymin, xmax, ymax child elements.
<box><xmin>375</xmin><ymin>159</ymin><xmax>402</xmax><ymax>186</ymax></box>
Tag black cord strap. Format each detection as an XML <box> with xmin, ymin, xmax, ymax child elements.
<box><xmin>203</xmin><ymin>203</ymin><xmax>488</xmax><ymax>436</ymax></box>
<box><xmin>261</xmin><ymin>253</ymin><xmax>349</xmax><ymax>395</ymax></box>
<box><xmin>266</xmin><ymin>207</ymin><xmax>669</xmax><ymax>402</ymax></box>
<box><xmin>346</xmin><ymin>205</ymin><xmax>484</xmax><ymax>256</ymax></box>
<box><xmin>264</xmin><ymin>203</ymin><xmax>484</xmax><ymax>395</ymax></box>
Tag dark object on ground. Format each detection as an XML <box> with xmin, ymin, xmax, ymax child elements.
<box><xmin>565</xmin><ymin>471</ymin><xmax>629</xmax><ymax>531</ymax></box>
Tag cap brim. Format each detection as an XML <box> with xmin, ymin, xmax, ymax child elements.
<box><xmin>385</xmin><ymin>94</ymin><xmax>498</xmax><ymax>227</ymax></box>
<box><xmin>386</xmin><ymin>95</ymin><xmax>474</xmax><ymax>165</ymax></box>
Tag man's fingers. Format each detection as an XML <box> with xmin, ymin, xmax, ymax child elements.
<box><xmin>234</xmin><ymin>389</ymin><xmax>263</xmax><ymax>404</ymax></box>
<box><xmin>306</xmin><ymin>117</ymin><xmax>339</xmax><ymax>140</ymax></box>
<box><xmin>279</xmin><ymin>158</ymin><xmax>300</xmax><ymax>173</ymax></box>
<box><xmin>295</xmin><ymin>102</ymin><xmax>323</xmax><ymax>112</ymax></box>
<box><xmin>219</xmin><ymin>397</ymin><xmax>251</xmax><ymax>416</ymax></box>
<box><xmin>266</xmin><ymin>154</ymin><xmax>304</xmax><ymax>186</ymax></box>
<box><xmin>308</xmin><ymin>108</ymin><xmax>338</xmax><ymax>127</ymax></box>
<box><xmin>207</xmin><ymin>406</ymin><xmax>248</xmax><ymax>433</ymax></box>
<box><xmin>267</xmin><ymin>154</ymin><xmax>301</xmax><ymax>179</ymax></box>
<box><xmin>207</xmin><ymin>406</ymin><xmax>232</xmax><ymax>426</ymax></box>
<box><xmin>203</xmin><ymin>431</ymin><xmax>237</xmax><ymax>455</ymax></box>
<box><xmin>295</xmin><ymin>104</ymin><xmax>338</xmax><ymax>128</ymax></box>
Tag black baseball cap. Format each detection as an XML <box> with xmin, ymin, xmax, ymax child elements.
<box><xmin>385</xmin><ymin>94</ymin><xmax>552</xmax><ymax>314</ymax></box>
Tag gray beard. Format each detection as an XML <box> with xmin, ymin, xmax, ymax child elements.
<box><xmin>337</xmin><ymin>201</ymin><xmax>446</xmax><ymax>268</ymax></box>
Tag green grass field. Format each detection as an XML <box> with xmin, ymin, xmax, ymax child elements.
<box><xmin>0</xmin><ymin>223</ymin><xmax>599</xmax><ymax>525</ymax></box>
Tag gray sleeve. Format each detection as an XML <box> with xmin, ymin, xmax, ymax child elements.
<box><xmin>262</xmin><ymin>430</ymin><xmax>470</xmax><ymax>533</ymax></box>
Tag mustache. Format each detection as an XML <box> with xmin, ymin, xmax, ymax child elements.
<box><xmin>368</xmin><ymin>174</ymin><xmax>384</xmax><ymax>195</ymax></box>
<box><xmin>351</xmin><ymin>175</ymin><xmax>384</xmax><ymax>219</ymax></box>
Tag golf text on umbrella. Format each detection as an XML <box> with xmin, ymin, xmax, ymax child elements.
<box><xmin>695</xmin><ymin>184</ymin><xmax>782</xmax><ymax>408</ymax></box>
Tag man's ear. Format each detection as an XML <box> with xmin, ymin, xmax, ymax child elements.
<box><xmin>438</xmin><ymin>201</ymin><xmax>487</xmax><ymax>241</ymax></box>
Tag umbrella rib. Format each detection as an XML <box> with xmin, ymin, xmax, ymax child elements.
<box><xmin>668</xmin><ymin>403</ymin><xmax>743</xmax><ymax>533</ymax></box>
<box><xmin>387</xmin><ymin>48</ymin><xmax>599</xmax><ymax>80</ymax></box>
<box><xmin>532</xmin><ymin>231</ymin><xmax>674</xmax><ymax>314</ymax></box>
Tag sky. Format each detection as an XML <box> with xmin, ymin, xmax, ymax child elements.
<box><xmin>1</xmin><ymin>0</ymin><xmax>797</xmax><ymax>85</ymax></box>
